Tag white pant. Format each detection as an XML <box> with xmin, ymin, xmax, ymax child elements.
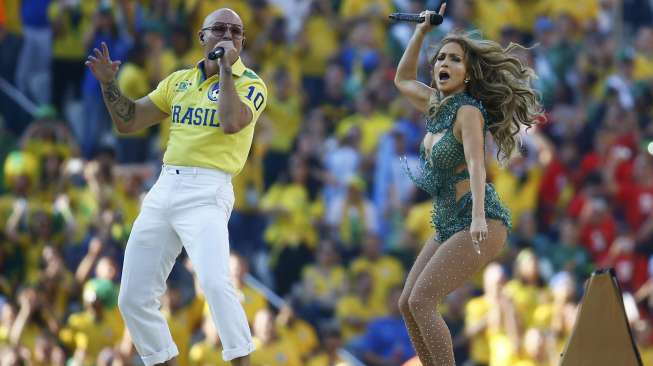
<box><xmin>118</xmin><ymin>165</ymin><xmax>254</xmax><ymax>365</ymax></box>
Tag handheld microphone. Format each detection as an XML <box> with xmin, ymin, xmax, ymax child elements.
<box><xmin>389</xmin><ymin>12</ymin><xmax>444</xmax><ymax>26</ymax></box>
<box><xmin>208</xmin><ymin>47</ymin><xmax>225</xmax><ymax>60</ymax></box>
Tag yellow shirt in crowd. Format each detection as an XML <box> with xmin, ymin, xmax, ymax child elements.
<box><xmin>187</xmin><ymin>0</ymin><xmax>252</xmax><ymax>39</ymax></box>
<box><xmin>302</xmin><ymin>265</ymin><xmax>347</xmax><ymax>299</ymax></box>
<box><xmin>13</xmin><ymin>322</ymin><xmax>40</xmax><ymax>354</ymax></box>
<box><xmin>503</xmin><ymin>280</ymin><xmax>550</xmax><ymax>329</ymax></box>
<box><xmin>148</xmin><ymin>58</ymin><xmax>267</xmax><ymax>175</ymax></box>
<box><xmin>238</xmin><ymin>285</ymin><xmax>268</xmax><ymax>326</ymax></box>
<box><xmin>299</xmin><ymin>14</ymin><xmax>339</xmax><ymax>77</ymax></box>
<box><xmin>231</xmin><ymin>148</ymin><xmax>264</xmax><ymax>213</ymax></box>
<box><xmin>639</xmin><ymin>346</ymin><xmax>653</xmax><ymax>366</ymax></box>
<box><xmin>350</xmin><ymin>255</ymin><xmax>404</xmax><ymax>311</ymax></box>
<box><xmin>3</xmin><ymin>0</ymin><xmax>22</xmax><ymax>34</ymax></box>
<box><xmin>538</xmin><ymin>0</ymin><xmax>599</xmax><ymax>26</ymax></box>
<box><xmin>189</xmin><ymin>340</ymin><xmax>229</xmax><ymax>366</ymax></box>
<box><xmin>405</xmin><ymin>200</ymin><xmax>435</xmax><ymax>245</ymax></box>
<box><xmin>337</xmin><ymin>112</ymin><xmax>393</xmax><ymax>156</ymax></box>
<box><xmin>165</xmin><ymin>297</ymin><xmax>204</xmax><ymax>366</ymax></box>
<box><xmin>263</xmin><ymin>94</ymin><xmax>302</xmax><ymax>153</ymax></box>
<box><xmin>260</xmin><ymin>183</ymin><xmax>317</xmax><ymax>252</ymax></box>
<box><xmin>491</xmin><ymin>163</ymin><xmax>542</xmax><ymax>228</ymax></box>
<box><xmin>251</xmin><ymin>338</ymin><xmax>302</xmax><ymax>366</ymax></box>
<box><xmin>119</xmin><ymin>63</ymin><xmax>150</xmax><ymax>100</ymax></box>
<box><xmin>336</xmin><ymin>294</ymin><xmax>385</xmax><ymax>341</ymax></box>
<box><xmin>48</xmin><ymin>0</ymin><xmax>95</xmax><ymax>60</ymax></box>
<box><xmin>339</xmin><ymin>0</ymin><xmax>392</xmax><ymax>47</ymax></box>
<box><xmin>512</xmin><ymin>358</ymin><xmax>541</xmax><ymax>366</ymax></box>
<box><xmin>59</xmin><ymin>308</ymin><xmax>124</xmax><ymax>365</ymax></box>
<box><xmin>634</xmin><ymin>54</ymin><xmax>653</xmax><ymax>81</ymax></box>
<box><xmin>307</xmin><ymin>353</ymin><xmax>351</xmax><ymax>366</ymax></box>
<box><xmin>465</xmin><ymin>296</ymin><xmax>491</xmax><ymax>364</ymax></box>
<box><xmin>473</xmin><ymin>0</ymin><xmax>522</xmax><ymax>40</ymax></box>
<box><xmin>276</xmin><ymin>318</ymin><xmax>319</xmax><ymax>359</ymax></box>
<box><xmin>488</xmin><ymin>328</ymin><xmax>518</xmax><ymax>366</ymax></box>
<box><xmin>258</xmin><ymin>45</ymin><xmax>302</xmax><ymax>93</ymax></box>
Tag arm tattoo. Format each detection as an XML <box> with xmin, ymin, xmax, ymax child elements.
<box><xmin>102</xmin><ymin>80</ymin><xmax>135</xmax><ymax>124</ymax></box>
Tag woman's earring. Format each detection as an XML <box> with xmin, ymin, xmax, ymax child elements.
<box><xmin>464</xmin><ymin>78</ymin><xmax>470</xmax><ymax>84</ymax></box>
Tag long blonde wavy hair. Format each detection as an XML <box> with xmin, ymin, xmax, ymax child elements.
<box><xmin>428</xmin><ymin>32</ymin><xmax>544</xmax><ymax>162</ymax></box>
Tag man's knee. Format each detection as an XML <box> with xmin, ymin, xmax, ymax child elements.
<box><xmin>198</xmin><ymin>275</ymin><xmax>231</xmax><ymax>300</ymax></box>
<box><xmin>118</xmin><ymin>285</ymin><xmax>146</xmax><ymax>317</ymax></box>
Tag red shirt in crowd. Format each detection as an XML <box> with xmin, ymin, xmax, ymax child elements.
<box><xmin>610</xmin><ymin>252</ymin><xmax>649</xmax><ymax>292</ymax></box>
<box><xmin>578</xmin><ymin>151</ymin><xmax>633</xmax><ymax>186</ymax></box>
<box><xmin>540</xmin><ymin>157</ymin><xmax>569</xmax><ymax>205</ymax></box>
<box><xmin>579</xmin><ymin>214</ymin><xmax>617</xmax><ymax>263</ymax></box>
<box><xmin>567</xmin><ymin>191</ymin><xmax>589</xmax><ymax>219</ymax></box>
<box><xmin>617</xmin><ymin>182</ymin><xmax>653</xmax><ymax>231</ymax></box>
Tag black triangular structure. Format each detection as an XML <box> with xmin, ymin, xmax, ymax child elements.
<box><xmin>560</xmin><ymin>268</ymin><xmax>643</xmax><ymax>366</ymax></box>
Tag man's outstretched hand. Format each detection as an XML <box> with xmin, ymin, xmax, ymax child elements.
<box><xmin>85</xmin><ymin>42</ymin><xmax>121</xmax><ymax>84</ymax></box>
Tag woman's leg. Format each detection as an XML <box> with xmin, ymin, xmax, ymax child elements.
<box><xmin>398</xmin><ymin>235</ymin><xmax>441</xmax><ymax>366</ymax></box>
<box><xmin>408</xmin><ymin>220</ymin><xmax>507</xmax><ymax>366</ymax></box>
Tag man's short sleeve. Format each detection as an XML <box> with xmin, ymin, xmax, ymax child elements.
<box><xmin>237</xmin><ymin>76</ymin><xmax>268</xmax><ymax>125</ymax></box>
<box><xmin>148</xmin><ymin>72</ymin><xmax>176</xmax><ymax>114</ymax></box>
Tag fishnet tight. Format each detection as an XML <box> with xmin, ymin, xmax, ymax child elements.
<box><xmin>399</xmin><ymin>219</ymin><xmax>507</xmax><ymax>366</ymax></box>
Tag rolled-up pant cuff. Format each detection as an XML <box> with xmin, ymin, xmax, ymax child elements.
<box><xmin>223</xmin><ymin>342</ymin><xmax>255</xmax><ymax>361</ymax></box>
<box><xmin>141</xmin><ymin>344</ymin><xmax>179</xmax><ymax>366</ymax></box>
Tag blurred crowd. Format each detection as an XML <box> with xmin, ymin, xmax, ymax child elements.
<box><xmin>1</xmin><ymin>0</ymin><xmax>653</xmax><ymax>365</ymax></box>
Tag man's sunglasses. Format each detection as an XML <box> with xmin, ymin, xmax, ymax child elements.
<box><xmin>201</xmin><ymin>23</ymin><xmax>244</xmax><ymax>39</ymax></box>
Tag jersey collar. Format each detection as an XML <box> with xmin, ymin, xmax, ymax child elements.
<box><xmin>197</xmin><ymin>57</ymin><xmax>246</xmax><ymax>83</ymax></box>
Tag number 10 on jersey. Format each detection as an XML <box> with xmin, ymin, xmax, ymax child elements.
<box><xmin>245</xmin><ymin>86</ymin><xmax>264</xmax><ymax>111</ymax></box>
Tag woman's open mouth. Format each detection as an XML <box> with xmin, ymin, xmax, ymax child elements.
<box><xmin>438</xmin><ymin>70</ymin><xmax>450</xmax><ymax>82</ymax></box>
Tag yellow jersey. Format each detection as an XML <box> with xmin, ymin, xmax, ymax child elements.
<box><xmin>148</xmin><ymin>58</ymin><xmax>267</xmax><ymax>175</ymax></box>
<box><xmin>3</xmin><ymin>0</ymin><xmax>22</xmax><ymax>34</ymax></box>
<box><xmin>490</xmin><ymin>162</ymin><xmax>543</xmax><ymax>228</ymax></box>
<box><xmin>639</xmin><ymin>346</ymin><xmax>653</xmax><ymax>366</ymax></box>
<box><xmin>48</xmin><ymin>0</ymin><xmax>96</xmax><ymax>60</ymax></box>
<box><xmin>58</xmin><ymin>308</ymin><xmax>124</xmax><ymax>365</ymax></box>
<box><xmin>336</xmin><ymin>294</ymin><xmax>385</xmax><ymax>341</ymax></box>
<box><xmin>405</xmin><ymin>201</ymin><xmax>436</xmax><ymax>245</ymax></box>
<box><xmin>189</xmin><ymin>340</ymin><xmax>229</xmax><ymax>366</ymax></box>
<box><xmin>164</xmin><ymin>297</ymin><xmax>204</xmax><ymax>366</ymax></box>
<box><xmin>503</xmin><ymin>280</ymin><xmax>550</xmax><ymax>328</ymax></box>
<box><xmin>307</xmin><ymin>353</ymin><xmax>351</xmax><ymax>366</ymax></box>
<box><xmin>350</xmin><ymin>256</ymin><xmax>405</xmax><ymax>312</ymax></box>
<box><xmin>276</xmin><ymin>318</ymin><xmax>319</xmax><ymax>359</ymax></box>
<box><xmin>251</xmin><ymin>337</ymin><xmax>302</xmax><ymax>366</ymax></box>
<box><xmin>464</xmin><ymin>296</ymin><xmax>491</xmax><ymax>364</ymax></box>
<box><xmin>473</xmin><ymin>0</ymin><xmax>521</xmax><ymax>40</ymax></box>
<box><xmin>238</xmin><ymin>285</ymin><xmax>268</xmax><ymax>325</ymax></box>
<box><xmin>301</xmin><ymin>265</ymin><xmax>347</xmax><ymax>299</ymax></box>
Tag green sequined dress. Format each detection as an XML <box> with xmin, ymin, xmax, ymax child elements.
<box><xmin>404</xmin><ymin>92</ymin><xmax>512</xmax><ymax>242</ymax></box>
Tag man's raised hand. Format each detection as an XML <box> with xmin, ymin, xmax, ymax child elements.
<box><xmin>85</xmin><ymin>42</ymin><xmax>121</xmax><ymax>83</ymax></box>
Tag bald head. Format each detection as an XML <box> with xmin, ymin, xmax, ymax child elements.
<box><xmin>199</xmin><ymin>8</ymin><xmax>245</xmax><ymax>62</ymax></box>
<box><xmin>203</xmin><ymin>8</ymin><xmax>243</xmax><ymax>29</ymax></box>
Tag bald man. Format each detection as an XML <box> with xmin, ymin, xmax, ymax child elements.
<box><xmin>85</xmin><ymin>8</ymin><xmax>266</xmax><ymax>366</ymax></box>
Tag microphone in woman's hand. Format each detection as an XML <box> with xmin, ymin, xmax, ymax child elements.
<box><xmin>389</xmin><ymin>12</ymin><xmax>444</xmax><ymax>26</ymax></box>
